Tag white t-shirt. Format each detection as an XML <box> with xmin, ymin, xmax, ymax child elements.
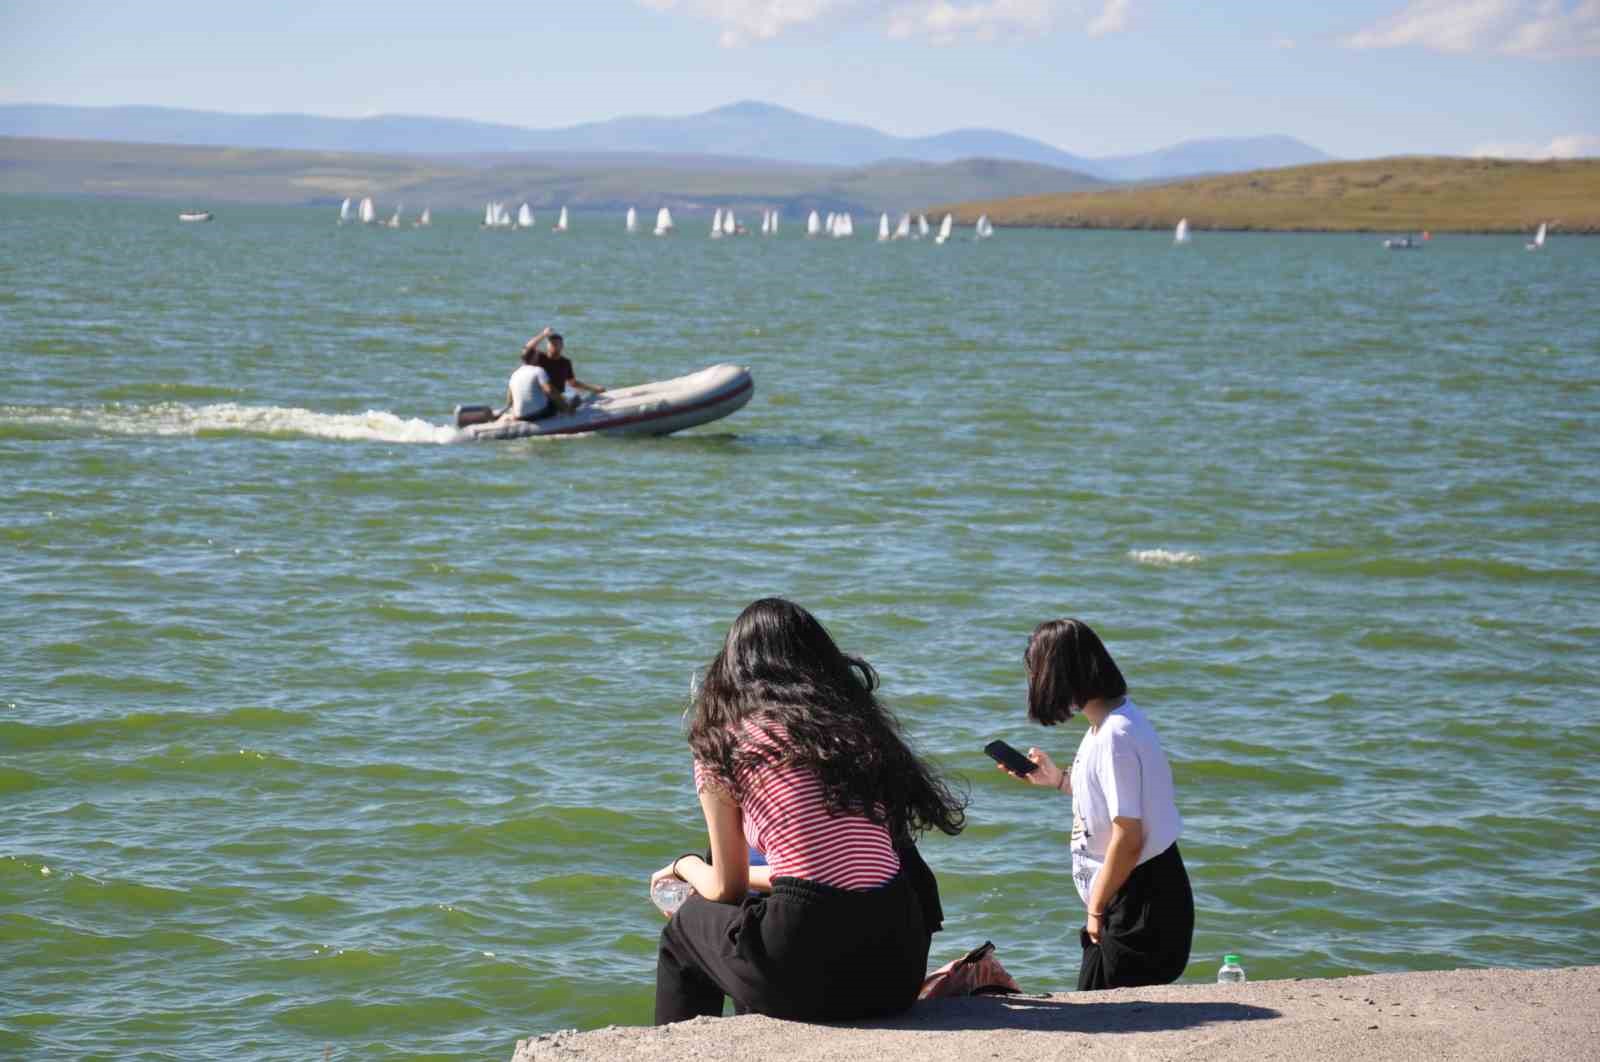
<box><xmin>1068</xmin><ymin>699</ymin><xmax>1182</xmax><ymax>905</ymax></box>
<box><xmin>509</xmin><ymin>364</ymin><xmax>550</xmax><ymax>418</ymax></box>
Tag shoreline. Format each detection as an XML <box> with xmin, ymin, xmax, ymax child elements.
<box><xmin>510</xmin><ymin>965</ymin><xmax>1600</xmax><ymax>1061</ymax></box>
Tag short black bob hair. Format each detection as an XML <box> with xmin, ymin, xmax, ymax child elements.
<box><xmin>1024</xmin><ymin>618</ymin><xmax>1126</xmax><ymax>725</ymax></box>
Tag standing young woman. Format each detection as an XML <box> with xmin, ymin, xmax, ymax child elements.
<box><xmin>650</xmin><ymin>598</ymin><xmax>966</xmax><ymax>1023</ymax></box>
<box><xmin>998</xmin><ymin>618</ymin><xmax>1194</xmax><ymax>990</ymax></box>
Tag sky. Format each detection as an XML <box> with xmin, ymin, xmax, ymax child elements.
<box><xmin>1</xmin><ymin>0</ymin><xmax>1596</xmax><ymax>160</ymax></box>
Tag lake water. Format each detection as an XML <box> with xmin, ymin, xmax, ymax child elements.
<box><xmin>2</xmin><ymin>199</ymin><xmax>1597</xmax><ymax>1060</ymax></box>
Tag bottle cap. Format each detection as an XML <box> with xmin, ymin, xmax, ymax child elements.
<box><xmin>1223</xmin><ymin>954</ymin><xmax>1240</xmax><ymax>964</ymax></box>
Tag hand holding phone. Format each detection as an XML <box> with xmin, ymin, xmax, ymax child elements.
<box><xmin>984</xmin><ymin>739</ymin><xmax>1039</xmax><ymax>776</ymax></box>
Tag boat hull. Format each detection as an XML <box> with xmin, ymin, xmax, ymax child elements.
<box><xmin>456</xmin><ymin>363</ymin><xmax>753</xmax><ymax>441</ymax></box>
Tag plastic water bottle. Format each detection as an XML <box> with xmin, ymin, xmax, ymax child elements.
<box><xmin>651</xmin><ymin>877</ymin><xmax>692</xmax><ymax>916</ymax></box>
<box><xmin>1217</xmin><ymin>954</ymin><xmax>1246</xmax><ymax>983</ymax></box>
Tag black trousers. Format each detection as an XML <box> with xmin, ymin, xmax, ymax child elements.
<box><xmin>1077</xmin><ymin>842</ymin><xmax>1194</xmax><ymax>991</ymax></box>
<box><xmin>654</xmin><ymin>861</ymin><xmax>938</xmax><ymax>1024</ymax></box>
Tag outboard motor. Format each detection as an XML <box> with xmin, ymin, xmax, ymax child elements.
<box><xmin>454</xmin><ymin>404</ymin><xmax>496</xmax><ymax>428</ymax></box>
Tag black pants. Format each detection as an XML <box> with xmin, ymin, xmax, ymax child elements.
<box><xmin>654</xmin><ymin>861</ymin><xmax>938</xmax><ymax>1024</ymax></box>
<box><xmin>1078</xmin><ymin>842</ymin><xmax>1194</xmax><ymax>991</ymax></box>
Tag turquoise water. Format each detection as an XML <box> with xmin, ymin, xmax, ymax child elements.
<box><xmin>2</xmin><ymin>198</ymin><xmax>1597</xmax><ymax>1060</ymax></box>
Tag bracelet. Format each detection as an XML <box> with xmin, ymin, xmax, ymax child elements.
<box><xmin>1056</xmin><ymin>771</ymin><xmax>1069</xmax><ymax>793</ymax></box>
<box><xmin>1088</xmin><ymin>910</ymin><xmax>1105</xmax><ymax>918</ymax></box>
<box><xmin>671</xmin><ymin>852</ymin><xmax>702</xmax><ymax>880</ymax></box>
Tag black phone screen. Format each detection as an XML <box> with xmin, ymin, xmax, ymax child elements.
<box><xmin>984</xmin><ymin>739</ymin><xmax>1038</xmax><ymax>775</ymax></box>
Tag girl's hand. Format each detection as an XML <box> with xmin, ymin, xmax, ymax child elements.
<box><xmin>650</xmin><ymin>861</ymin><xmax>685</xmax><ymax>892</ymax></box>
<box><xmin>1085</xmin><ymin>910</ymin><xmax>1103</xmax><ymax>944</ymax></box>
<box><xmin>1004</xmin><ymin>748</ymin><xmax>1066</xmax><ymax>791</ymax></box>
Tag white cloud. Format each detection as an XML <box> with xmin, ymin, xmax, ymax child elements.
<box><xmin>886</xmin><ymin>0</ymin><xmax>1058</xmax><ymax>44</ymax></box>
<box><xmin>641</xmin><ymin>0</ymin><xmax>1130</xmax><ymax>45</ymax></box>
<box><xmin>1471</xmin><ymin>133</ymin><xmax>1600</xmax><ymax>157</ymax></box>
<box><xmin>1342</xmin><ymin>0</ymin><xmax>1600</xmax><ymax>59</ymax></box>
<box><xmin>639</xmin><ymin>0</ymin><xmax>857</xmax><ymax>47</ymax></box>
<box><xmin>1086</xmin><ymin>0</ymin><xmax>1132</xmax><ymax>38</ymax></box>
<box><xmin>1271</xmin><ymin>35</ymin><xmax>1296</xmax><ymax>50</ymax></box>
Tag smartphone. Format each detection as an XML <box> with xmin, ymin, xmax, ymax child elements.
<box><xmin>984</xmin><ymin>739</ymin><xmax>1038</xmax><ymax>776</ymax></box>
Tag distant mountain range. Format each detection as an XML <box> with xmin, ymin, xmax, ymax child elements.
<box><xmin>0</xmin><ymin>101</ymin><xmax>1334</xmax><ymax>181</ymax></box>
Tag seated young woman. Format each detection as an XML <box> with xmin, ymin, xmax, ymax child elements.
<box><xmin>650</xmin><ymin>597</ymin><xmax>966</xmax><ymax>1024</ymax></box>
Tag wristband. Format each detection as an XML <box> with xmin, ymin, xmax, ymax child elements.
<box><xmin>1056</xmin><ymin>771</ymin><xmax>1069</xmax><ymax>793</ymax></box>
<box><xmin>671</xmin><ymin>852</ymin><xmax>702</xmax><ymax>880</ymax></box>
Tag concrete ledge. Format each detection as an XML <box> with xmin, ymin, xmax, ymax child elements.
<box><xmin>511</xmin><ymin>966</ymin><xmax>1600</xmax><ymax>1061</ymax></box>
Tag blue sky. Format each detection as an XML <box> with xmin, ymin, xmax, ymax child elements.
<box><xmin>2</xmin><ymin>1</ymin><xmax>1595</xmax><ymax>159</ymax></box>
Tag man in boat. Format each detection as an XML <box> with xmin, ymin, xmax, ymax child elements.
<box><xmin>496</xmin><ymin>341</ymin><xmax>560</xmax><ymax>422</ymax></box>
<box><xmin>526</xmin><ymin>328</ymin><xmax>605</xmax><ymax>409</ymax></box>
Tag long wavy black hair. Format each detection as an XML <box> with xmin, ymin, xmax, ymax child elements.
<box><xmin>687</xmin><ymin>598</ymin><xmax>966</xmax><ymax>840</ymax></box>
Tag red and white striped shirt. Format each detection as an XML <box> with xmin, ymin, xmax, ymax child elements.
<box><xmin>693</xmin><ymin>721</ymin><xmax>901</xmax><ymax>891</ymax></box>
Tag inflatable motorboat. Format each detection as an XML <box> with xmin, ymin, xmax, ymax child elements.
<box><xmin>454</xmin><ymin>362</ymin><xmax>753</xmax><ymax>440</ymax></box>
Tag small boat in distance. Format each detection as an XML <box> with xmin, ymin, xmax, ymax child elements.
<box><xmin>654</xmin><ymin>207</ymin><xmax>674</xmax><ymax>235</ymax></box>
<box><xmin>385</xmin><ymin>206</ymin><xmax>402</xmax><ymax>228</ymax></box>
<box><xmin>710</xmin><ymin>208</ymin><xmax>724</xmax><ymax>239</ymax></box>
<box><xmin>722</xmin><ymin>209</ymin><xmax>738</xmax><ymax>237</ymax></box>
<box><xmin>893</xmin><ymin>214</ymin><xmax>911</xmax><ymax>240</ymax></box>
<box><xmin>877</xmin><ymin>213</ymin><xmax>891</xmax><ymax>242</ymax></box>
<box><xmin>917</xmin><ymin>214</ymin><xmax>930</xmax><ymax>239</ymax></box>
<box><xmin>178</xmin><ymin>210</ymin><xmax>213</xmax><ymax>223</ymax></box>
<box><xmin>807</xmin><ymin>210</ymin><xmax>822</xmax><ymax>237</ymax></box>
<box><xmin>1526</xmin><ymin>222</ymin><xmax>1547</xmax><ymax>251</ymax></box>
<box><xmin>626</xmin><ymin>206</ymin><xmax>638</xmax><ymax>233</ymax></box>
<box><xmin>1383</xmin><ymin>233</ymin><xmax>1424</xmax><ymax>250</ymax></box>
<box><xmin>453</xmin><ymin>363</ymin><xmax>754</xmax><ymax>440</ymax></box>
<box><xmin>935</xmin><ymin>213</ymin><xmax>953</xmax><ymax>245</ymax></box>
<box><xmin>518</xmin><ymin>203</ymin><xmax>535</xmax><ymax>229</ymax></box>
<box><xmin>553</xmin><ymin>206</ymin><xmax>569</xmax><ymax>232</ymax></box>
<box><xmin>414</xmin><ymin>208</ymin><xmax>431</xmax><ymax>228</ymax></box>
<box><xmin>359</xmin><ymin>197</ymin><xmax>376</xmax><ymax>224</ymax></box>
<box><xmin>338</xmin><ymin>198</ymin><xmax>354</xmax><ymax>224</ymax></box>
<box><xmin>1174</xmin><ymin>217</ymin><xmax>1190</xmax><ymax>244</ymax></box>
<box><xmin>975</xmin><ymin>214</ymin><xmax>994</xmax><ymax>240</ymax></box>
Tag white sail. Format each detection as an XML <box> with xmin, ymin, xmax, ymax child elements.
<box><xmin>760</xmin><ymin>210</ymin><xmax>770</xmax><ymax>235</ymax></box>
<box><xmin>1527</xmin><ymin>221</ymin><xmax>1547</xmax><ymax>250</ymax></box>
<box><xmin>416</xmin><ymin>207</ymin><xmax>431</xmax><ymax>227</ymax></box>
<box><xmin>722</xmin><ymin>209</ymin><xmax>736</xmax><ymax>235</ymax></box>
<box><xmin>626</xmin><ymin>206</ymin><xmax>638</xmax><ymax>232</ymax></box>
<box><xmin>711</xmin><ymin>208</ymin><xmax>724</xmax><ymax>238</ymax></box>
<box><xmin>877</xmin><ymin>213</ymin><xmax>891</xmax><ymax>242</ymax></box>
<box><xmin>554</xmin><ymin>206</ymin><xmax>569</xmax><ymax>232</ymax></box>
<box><xmin>339</xmin><ymin>197</ymin><xmax>353</xmax><ymax>223</ymax></box>
<box><xmin>517</xmin><ymin>203</ymin><xmax>534</xmax><ymax>228</ymax></box>
<box><xmin>917</xmin><ymin>214</ymin><xmax>930</xmax><ymax>238</ymax></box>
<box><xmin>807</xmin><ymin>210</ymin><xmax>821</xmax><ymax>237</ymax></box>
<box><xmin>834</xmin><ymin>212</ymin><xmax>853</xmax><ymax>238</ymax></box>
<box><xmin>654</xmin><ymin>206</ymin><xmax>674</xmax><ymax>235</ymax></box>
<box><xmin>824</xmin><ymin>212</ymin><xmax>836</xmax><ymax>235</ymax></box>
<box><xmin>770</xmin><ymin>208</ymin><xmax>779</xmax><ymax>234</ymax></box>
<box><xmin>359</xmin><ymin>197</ymin><xmax>376</xmax><ymax>224</ymax></box>
<box><xmin>974</xmin><ymin>214</ymin><xmax>992</xmax><ymax>239</ymax></box>
<box><xmin>935</xmin><ymin>213</ymin><xmax>952</xmax><ymax>244</ymax></box>
<box><xmin>1174</xmin><ymin>217</ymin><xmax>1190</xmax><ymax>244</ymax></box>
<box><xmin>894</xmin><ymin>214</ymin><xmax>910</xmax><ymax>240</ymax></box>
<box><xmin>386</xmin><ymin>207</ymin><xmax>401</xmax><ymax>228</ymax></box>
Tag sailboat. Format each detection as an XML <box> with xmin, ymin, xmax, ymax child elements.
<box><xmin>1174</xmin><ymin>217</ymin><xmax>1190</xmax><ymax>244</ymax></box>
<box><xmin>710</xmin><ymin>208</ymin><xmax>724</xmax><ymax>239</ymax></box>
<box><xmin>893</xmin><ymin>214</ymin><xmax>911</xmax><ymax>240</ymax></box>
<box><xmin>975</xmin><ymin>214</ymin><xmax>993</xmax><ymax>239</ymax></box>
<box><xmin>934</xmin><ymin>213</ymin><xmax>953</xmax><ymax>245</ymax></box>
<box><xmin>877</xmin><ymin>213</ymin><xmax>891</xmax><ymax>242</ymax></box>
<box><xmin>769</xmin><ymin>208</ymin><xmax>779</xmax><ymax>234</ymax></box>
<box><xmin>807</xmin><ymin>210</ymin><xmax>822</xmax><ymax>237</ymax></box>
<box><xmin>824</xmin><ymin>212</ymin><xmax>836</xmax><ymax>236</ymax></box>
<box><xmin>1526</xmin><ymin>222</ymin><xmax>1547</xmax><ymax>251</ymax></box>
<box><xmin>385</xmin><ymin>205</ymin><xmax>402</xmax><ymax>228</ymax></box>
<box><xmin>626</xmin><ymin>207</ymin><xmax>638</xmax><ymax>233</ymax></box>
<box><xmin>654</xmin><ymin>207</ymin><xmax>674</xmax><ymax>235</ymax></box>
<box><xmin>553</xmin><ymin>206</ymin><xmax>569</xmax><ymax>232</ymax></box>
<box><xmin>517</xmin><ymin>203</ymin><xmax>535</xmax><ymax>229</ymax></box>
<box><xmin>917</xmin><ymin>214</ymin><xmax>930</xmax><ymax>239</ymax></box>
<box><xmin>359</xmin><ymin>197</ymin><xmax>377</xmax><ymax>225</ymax></box>
<box><xmin>414</xmin><ymin>207</ymin><xmax>431</xmax><ymax>228</ymax></box>
<box><xmin>834</xmin><ymin>213</ymin><xmax>854</xmax><ymax>238</ymax></box>
<box><xmin>338</xmin><ymin>197</ymin><xmax>354</xmax><ymax>224</ymax></box>
<box><xmin>722</xmin><ymin>210</ymin><xmax>737</xmax><ymax>237</ymax></box>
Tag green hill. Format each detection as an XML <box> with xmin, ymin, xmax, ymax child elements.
<box><xmin>932</xmin><ymin>156</ymin><xmax>1600</xmax><ymax>234</ymax></box>
<box><xmin>0</xmin><ymin>136</ymin><xmax>1104</xmax><ymax>217</ymax></box>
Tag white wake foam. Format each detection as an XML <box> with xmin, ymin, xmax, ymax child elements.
<box><xmin>2</xmin><ymin>402</ymin><xmax>463</xmax><ymax>445</ymax></box>
<box><xmin>1128</xmin><ymin>549</ymin><xmax>1201</xmax><ymax>567</ymax></box>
